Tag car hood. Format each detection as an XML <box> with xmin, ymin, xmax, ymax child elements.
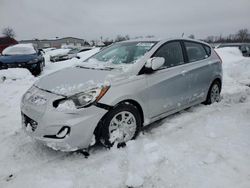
<box><xmin>0</xmin><ymin>54</ymin><xmax>38</xmax><ymax>63</ymax></box>
<box><xmin>35</xmin><ymin>66</ymin><xmax>121</xmax><ymax>96</ymax></box>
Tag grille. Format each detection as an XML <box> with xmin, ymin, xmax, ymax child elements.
<box><xmin>7</xmin><ymin>63</ymin><xmax>27</xmax><ymax>68</ymax></box>
<box><xmin>22</xmin><ymin>113</ymin><xmax>38</xmax><ymax>132</ymax></box>
<box><xmin>0</xmin><ymin>62</ymin><xmax>8</xmax><ymax>69</ymax></box>
<box><xmin>0</xmin><ymin>62</ymin><xmax>27</xmax><ymax>69</ymax></box>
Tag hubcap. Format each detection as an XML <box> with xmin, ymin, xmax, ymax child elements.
<box><xmin>109</xmin><ymin>111</ymin><xmax>137</xmax><ymax>143</ymax></box>
<box><xmin>210</xmin><ymin>84</ymin><xmax>220</xmax><ymax>103</ymax></box>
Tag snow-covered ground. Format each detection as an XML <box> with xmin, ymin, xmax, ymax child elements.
<box><xmin>0</xmin><ymin>47</ymin><xmax>250</xmax><ymax>188</ymax></box>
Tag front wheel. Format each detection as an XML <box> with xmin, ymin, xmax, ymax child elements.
<box><xmin>100</xmin><ymin>103</ymin><xmax>141</xmax><ymax>147</ymax></box>
<box><xmin>42</xmin><ymin>58</ymin><xmax>45</xmax><ymax>67</ymax></box>
<box><xmin>31</xmin><ymin>62</ymin><xmax>43</xmax><ymax>76</ymax></box>
<box><xmin>204</xmin><ymin>80</ymin><xmax>221</xmax><ymax>105</ymax></box>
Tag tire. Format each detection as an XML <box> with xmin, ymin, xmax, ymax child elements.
<box><xmin>31</xmin><ymin>62</ymin><xmax>43</xmax><ymax>76</ymax></box>
<box><xmin>204</xmin><ymin>80</ymin><xmax>221</xmax><ymax>105</ymax></box>
<box><xmin>42</xmin><ymin>58</ymin><xmax>45</xmax><ymax>67</ymax></box>
<box><xmin>100</xmin><ymin>102</ymin><xmax>142</xmax><ymax>148</ymax></box>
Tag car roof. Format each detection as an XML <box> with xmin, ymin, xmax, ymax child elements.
<box><xmin>118</xmin><ymin>38</ymin><xmax>210</xmax><ymax>46</ymax></box>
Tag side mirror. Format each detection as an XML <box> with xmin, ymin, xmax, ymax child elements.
<box><xmin>145</xmin><ymin>57</ymin><xmax>165</xmax><ymax>70</ymax></box>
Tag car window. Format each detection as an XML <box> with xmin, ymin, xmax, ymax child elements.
<box><xmin>203</xmin><ymin>44</ymin><xmax>211</xmax><ymax>56</ymax></box>
<box><xmin>185</xmin><ymin>42</ymin><xmax>208</xmax><ymax>62</ymax></box>
<box><xmin>153</xmin><ymin>41</ymin><xmax>184</xmax><ymax>68</ymax></box>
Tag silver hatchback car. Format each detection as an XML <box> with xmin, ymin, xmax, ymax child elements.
<box><xmin>21</xmin><ymin>38</ymin><xmax>222</xmax><ymax>151</ymax></box>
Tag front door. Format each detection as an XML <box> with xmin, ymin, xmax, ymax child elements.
<box><xmin>145</xmin><ymin>41</ymin><xmax>190</xmax><ymax>118</ymax></box>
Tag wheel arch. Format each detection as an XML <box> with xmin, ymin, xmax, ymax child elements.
<box><xmin>118</xmin><ymin>99</ymin><xmax>144</xmax><ymax>125</ymax></box>
<box><xmin>93</xmin><ymin>99</ymin><xmax>145</xmax><ymax>141</ymax></box>
<box><xmin>211</xmin><ymin>77</ymin><xmax>222</xmax><ymax>92</ymax></box>
<box><xmin>203</xmin><ymin>77</ymin><xmax>222</xmax><ymax>105</ymax></box>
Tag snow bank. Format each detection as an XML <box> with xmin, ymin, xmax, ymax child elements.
<box><xmin>216</xmin><ymin>47</ymin><xmax>250</xmax><ymax>96</ymax></box>
<box><xmin>215</xmin><ymin>47</ymin><xmax>244</xmax><ymax>63</ymax></box>
<box><xmin>124</xmin><ymin>140</ymin><xmax>165</xmax><ymax>187</ymax></box>
<box><xmin>0</xmin><ymin>68</ymin><xmax>34</xmax><ymax>82</ymax></box>
<box><xmin>216</xmin><ymin>47</ymin><xmax>250</xmax><ymax>82</ymax></box>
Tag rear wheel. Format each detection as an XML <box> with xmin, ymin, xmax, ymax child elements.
<box><xmin>204</xmin><ymin>80</ymin><xmax>221</xmax><ymax>105</ymax></box>
<box><xmin>100</xmin><ymin>103</ymin><xmax>141</xmax><ymax>148</ymax></box>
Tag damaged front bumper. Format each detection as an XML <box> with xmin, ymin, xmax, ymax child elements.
<box><xmin>21</xmin><ymin>87</ymin><xmax>108</xmax><ymax>152</ymax></box>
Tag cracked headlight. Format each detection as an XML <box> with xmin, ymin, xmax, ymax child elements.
<box><xmin>23</xmin><ymin>87</ymin><xmax>47</xmax><ymax>105</ymax></box>
<box><xmin>28</xmin><ymin>94</ymin><xmax>47</xmax><ymax>105</ymax></box>
<box><xmin>55</xmin><ymin>85</ymin><xmax>110</xmax><ymax>110</ymax></box>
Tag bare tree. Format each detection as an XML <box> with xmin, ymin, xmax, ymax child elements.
<box><xmin>134</xmin><ymin>36</ymin><xmax>143</xmax><ymax>39</ymax></box>
<box><xmin>205</xmin><ymin>36</ymin><xmax>215</xmax><ymax>43</ymax></box>
<box><xmin>115</xmin><ymin>35</ymin><xmax>129</xmax><ymax>42</ymax></box>
<box><xmin>103</xmin><ymin>38</ymin><xmax>114</xmax><ymax>46</ymax></box>
<box><xmin>203</xmin><ymin>28</ymin><xmax>250</xmax><ymax>43</ymax></box>
<box><xmin>90</xmin><ymin>40</ymin><xmax>95</xmax><ymax>46</ymax></box>
<box><xmin>145</xmin><ymin>35</ymin><xmax>155</xmax><ymax>38</ymax></box>
<box><xmin>226</xmin><ymin>34</ymin><xmax>236</xmax><ymax>42</ymax></box>
<box><xmin>236</xmin><ymin>28</ymin><xmax>249</xmax><ymax>42</ymax></box>
<box><xmin>2</xmin><ymin>27</ymin><xmax>16</xmax><ymax>38</ymax></box>
<box><xmin>125</xmin><ymin>35</ymin><xmax>130</xmax><ymax>40</ymax></box>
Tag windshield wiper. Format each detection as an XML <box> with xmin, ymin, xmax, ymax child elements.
<box><xmin>76</xmin><ymin>65</ymin><xmax>114</xmax><ymax>71</ymax></box>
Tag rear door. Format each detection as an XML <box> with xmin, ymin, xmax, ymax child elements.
<box><xmin>145</xmin><ymin>41</ymin><xmax>190</xmax><ymax>118</ymax></box>
<box><xmin>182</xmin><ymin>41</ymin><xmax>214</xmax><ymax>103</ymax></box>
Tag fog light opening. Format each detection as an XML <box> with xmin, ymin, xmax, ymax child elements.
<box><xmin>56</xmin><ymin>126</ymin><xmax>70</xmax><ymax>138</ymax></box>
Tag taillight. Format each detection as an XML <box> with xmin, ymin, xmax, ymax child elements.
<box><xmin>214</xmin><ymin>50</ymin><xmax>222</xmax><ymax>63</ymax></box>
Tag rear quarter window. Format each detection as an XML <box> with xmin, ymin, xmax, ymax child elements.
<box><xmin>203</xmin><ymin>44</ymin><xmax>211</xmax><ymax>56</ymax></box>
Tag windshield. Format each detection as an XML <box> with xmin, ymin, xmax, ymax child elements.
<box><xmin>2</xmin><ymin>45</ymin><xmax>36</xmax><ymax>55</ymax></box>
<box><xmin>84</xmin><ymin>42</ymin><xmax>156</xmax><ymax>66</ymax></box>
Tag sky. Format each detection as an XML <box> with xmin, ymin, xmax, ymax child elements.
<box><xmin>0</xmin><ymin>0</ymin><xmax>250</xmax><ymax>41</ymax></box>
